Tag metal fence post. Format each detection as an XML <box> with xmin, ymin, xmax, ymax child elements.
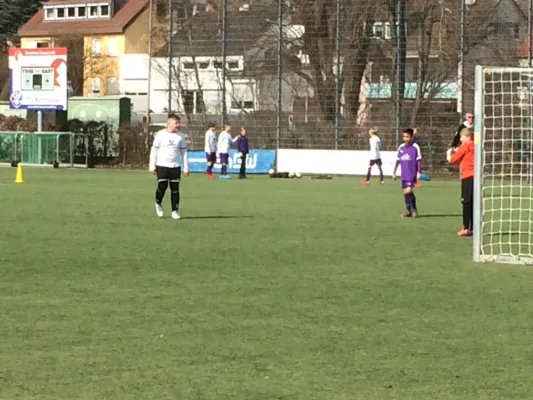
<box><xmin>276</xmin><ymin>0</ymin><xmax>283</xmax><ymax>149</ymax></box>
<box><xmin>167</xmin><ymin>0</ymin><xmax>173</xmax><ymax>113</ymax></box>
<box><xmin>222</xmin><ymin>0</ymin><xmax>227</xmax><ymax>124</ymax></box>
<box><xmin>147</xmin><ymin>0</ymin><xmax>153</xmax><ymax>117</ymax></box>
<box><xmin>527</xmin><ymin>0</ymin><xmax>533</xmax><ymax>68</ymax></box>
<box><xmin>70</xmin><ymin>132</ymin><xmax>74</xmax><ymax>168</ymax></box>
<box><xmin>395</xmin><ymin>0</ymin><xmax>405</xmax><ymax>144</ymax></box>
<box><xmin>458</xmin><ymin>0</ymin><xmax>465</xmax><ymax>118</ymax></box>
<box><xmin>334</xmin><ymin>0</ymin><xmax>340</xmax><ymax>150</ymax></box>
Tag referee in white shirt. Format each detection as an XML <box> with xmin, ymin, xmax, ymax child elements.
<box><xmin>149</xmin><ymin>114</ymin><xmax>189</xmax><ymax>220</ymax></box>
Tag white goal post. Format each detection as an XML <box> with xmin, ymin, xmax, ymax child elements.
<box><xmin>473</xmin><ymin>66</ymin><xmax>533</xmax><ymax>264</ymax></box>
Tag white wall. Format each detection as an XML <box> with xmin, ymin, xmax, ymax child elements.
<box><xmin>119</xmin><ymin>54</ymin><xmax>312</xmax><ymax>115</ymax></box>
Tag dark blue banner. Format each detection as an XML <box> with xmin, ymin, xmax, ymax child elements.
<box><xmin>187</xmin><ymin>150</ymin><xmax>276</xmax><ymax>174</ymax></box>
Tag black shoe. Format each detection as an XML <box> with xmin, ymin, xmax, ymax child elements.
<box><xmin>402</xmin><ymin>211</ymin><xmax>412</xmax><ymax>218</ymax></box>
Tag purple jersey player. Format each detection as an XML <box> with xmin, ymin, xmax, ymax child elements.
<box><xmin>392</xmin><ymin>128</ymin><xmax>422</xmax><ymax>218</ymax></box>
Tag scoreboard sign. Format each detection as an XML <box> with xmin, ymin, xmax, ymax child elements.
<box><xmin>9</xmin><ymin>48</ymin><xmax>68</xmax><ymax>110</ymax></box>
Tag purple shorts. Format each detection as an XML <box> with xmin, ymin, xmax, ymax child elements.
<box><xmin>402</xmin><ymin>180</ymin><xmax>415</xmax><ymax>189</ymax></box>
<box><xmin>219</xmin><ymin>153</ymin><xmax>229</xmax><ymax>165</ymax></box>
<box><xmin>206</xmin><ymin>152</ymin><xmax>216</xmax><ymax>163</ymax></box>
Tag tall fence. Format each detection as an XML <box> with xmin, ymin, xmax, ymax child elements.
<box><xmin>150</xmin><ymin>0</ymin><xmax>532</xmax><ymax>174</ymax></box>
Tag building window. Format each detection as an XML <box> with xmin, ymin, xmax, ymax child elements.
<box><xmin>182</xmin><ymin>90</ymin><xmax>204</xmax><ymax>114</ymax></box>
<box><xmin>372</xmin><ymin>22</ymin><xmax>391</xmax><ymax>39</ymax></box>
<box><xmin>78</xmin><ymin>6</ymin><xmax>87</xmax><ymax>17</ymax></box>
<box><xmin>182</xmin><ymin>62</ymin><xmax>194</xmax><ymax>69</ymax></box>
<box><xmin>89</xmin><ymin>5</ymin><xmax>99</xmax><ymax>17</ymax></box>
<box><xmin>487</xmin><ymin>22</ymin><xmax>520</xmax><ymax>38</ymax></box>
<box><xmin>214</xmin><ymin>60</ymin><xmax>223</xmax><ymax>69</ymax></box>
<box><xmin>155</xmin><ymin>0</ymin><xmax>168</xmax><ymax>18</ymax></box>
<box><xmin>67</xmin><ymin>7</ymin><xmax>76</xmax><ymax>18</ymax></box>
<box><xmin>36</xmin><ymin>42</ymin><xmax>50</xmax><ymax>48</ymax></box>
<box><xmin>227</xmin><ymin>61</ymin><xmax>239</xmax><ymax>69</ymax></box>
<box><xmin>231</xmin><ymin>83</ymin><xmax>254</xmax><ymax>111</ymax></box>
<box><xmin>92</xmin><ymin>38</ymin><xmax>102</xmax><ymax>56</ymax></box>
<box><xmin>107</xmin><ymin>38</ymin><xmax>118</xmax><ymax>56</ymax></box>
<box><xmin>55</xmin><ymin>7</ymin><xmax>65</xmax><ymax>19</ymax></box>
<box><xmin>100</xmin><ymin>4</ymin><xmax>110</xmax><ymax>17</ymax></box>
<box><xmin>107</xmin><ymin>77</ymin><xmax>120</xmax><ymax>95</ymax></box>
<box><xmin>45</xmin><ymin>7</ymin><xmax>54</xmax><ymax>19</ymax></box>
<box><xmin>91</xmin><ymin>77</ymin><xmax>101</xmax><ymax>95</ymax></box>
<box><xmin>197</xmin><ymin>61</ymin><xmax>209</xmax><ymax>69</ymax></box>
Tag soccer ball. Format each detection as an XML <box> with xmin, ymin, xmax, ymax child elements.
<box><xmin>295</xmin><ymin>172</ymin><xmax>302</xmax><ymax>178</ymax></box>
<box><xmin>268</xmin><ymin>168</ymin><xmax>275</xmax><ymax>175</ymax></box>
<box><xmin>288</xmin><ymin>172</ymin><xmax>295</xmax><ymax>178</ymax></box>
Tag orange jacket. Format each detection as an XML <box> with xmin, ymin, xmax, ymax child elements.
<box><xmin>450</xmin><ymin>141</ymin><xmax>474</xmax><ymax>179</ymax></box>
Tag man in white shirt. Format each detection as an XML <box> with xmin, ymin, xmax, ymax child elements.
<box><xmin>363</xmin><ymin>128</ymin><xmax>384</xmax><ymax>185</ymax></box>
<box><xmin>149</xmin><ymin>114</ymin><xmax>189</xmax><ymax>220</ymax></box>
<box><xmin>217</xmin><ymin>124</ymin><xmax>236</xmax><ymax>179</ymax></box>
<box><xmin>204</xmin><ymin>122</ymin><xmax>217</xmax><ymax>179</ymax></box>
<box><xmin>451</xmin><ymin>112</ymin><xmax>474</xmax><ymax>149</ymax></box>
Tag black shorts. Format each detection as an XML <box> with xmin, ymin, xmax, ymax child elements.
<box><xmin>461</xmin><ymin>176</ymin><xmax>473</xmax><ymax>204</ymax></box>
<box><xmin>156</xmin><ymin>166</ymin><xmax>181</xmax><ymax>181</ymax></box>
<box><xmin>369</xmin><ymin>158</ymin><xmax>382</xmax><ymax>167</ymax></box>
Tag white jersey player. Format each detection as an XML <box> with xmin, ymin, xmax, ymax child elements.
<box><xmin>217</xmin><ymin>124</ymin><xmax>237</xmax><ymax>179</ymax></box>
<box><xmin>204</xmin><ymin>123</ymin><xmax>217</xmax><ymax>178</ymax></box>
<box><xmin>363</xmin><ymin>128</ymin><xmax>384</xmax><ymax>185</ymax></box>
<box><xmin>148</xmin><ymin>114</ymin><xmax>189</xmax><ymax>219</ymax></box>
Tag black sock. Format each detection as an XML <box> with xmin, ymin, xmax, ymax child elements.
<box><xmin>463</xmin><ymin>201</ymin><xmax>473</xmax><ymax>229</ymax></box>
<box><xmin>366</xmin><ymin>167</ymin><xmax>371</xmax><ymax>181</ymax></box>
<box><xmin>170</xmin><ymin>181</ymin><xmax>180</xmax><ymax>212</ymax></box>
<box><xmin>404</xmin><ymin>193</ymin><xmax>411</xmax><ymax>213</ymax></box>
<box><xmin>156</xmin><ymin>179</ymin><xmax>168</xmax><ymax>204</ymax></box>
<box><xmin>378</xmin><ymin>167</ymin><xmax>384</xmax><ymax>182</ymax></box>
<box><xmin>411</xmin><ymin>193</ymin><xmax>417</xmax><ymax>210</ymax></box>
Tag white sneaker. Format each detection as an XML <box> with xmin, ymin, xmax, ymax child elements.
<box><xmin>155</xmin><ymin>202</ymin><xmax>164</xmax><ymax>217</ymax></box>
<box><xmin>171</xmin><ymin>211</ymin><xmax>181</xmax><ymax>220</ymax></box>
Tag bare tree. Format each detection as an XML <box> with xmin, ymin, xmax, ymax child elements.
<box><xmin>290</xmin><ymin>0</ymin><xmax>378</xmax><ymax>122</ymax></box>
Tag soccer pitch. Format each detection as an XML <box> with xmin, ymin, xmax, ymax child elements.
<box><xmin>3</xmin><ymin>168</ymin><xmax>533</xmax><ymax>400</ymax></box>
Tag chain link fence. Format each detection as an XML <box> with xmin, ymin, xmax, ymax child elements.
<box><xmin>148</xmin><ymin>0</ymin><xmax>533</xmax><ymax>174</ymax></box>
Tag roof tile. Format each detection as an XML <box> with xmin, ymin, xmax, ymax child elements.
<box><xmin>19</xmin><ymin>0</ymin><xmax>148</xmax><ymax>37</ymax></box>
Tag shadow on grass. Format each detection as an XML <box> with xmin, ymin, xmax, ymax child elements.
<box><xmin>417</xmin><ymin>213</ymin><xmax>462</xmax><ymax>219</ymax></box>
<box><xmin>181</xmin><ymin>215</ymin><xmax>254</xmax><ymax>220</ymax></box>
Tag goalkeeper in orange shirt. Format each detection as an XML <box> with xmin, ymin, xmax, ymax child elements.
<box><xmin>447</xmin><ymin>128</ymin><xmax>475</xmax><ymax>237</ymax></box>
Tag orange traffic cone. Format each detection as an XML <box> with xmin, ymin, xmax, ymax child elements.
<box><xmin>14</xmin><ymin>163</ymin><xmax>24</xmax><ymax>183</ymax></box>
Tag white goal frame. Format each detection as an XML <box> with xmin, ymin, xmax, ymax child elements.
<box><xmin>473</xmin><ymin>65</ymin><xmax>533</xmax><ymax>265</ymax></box>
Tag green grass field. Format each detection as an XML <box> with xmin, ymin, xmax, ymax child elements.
<box><xmin>2</xmin><ymin>168</ymin><xmax>533</xmax><ymax>400</ymax></box>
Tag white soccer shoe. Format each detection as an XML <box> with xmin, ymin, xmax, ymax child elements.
<box><xmin>155</xmin><ymin>202</ymin><xmax>164</xmax><ymax>218</ymax></box>
<box><xmin>171</xmin><ymin>211</ymin><xmax>181</xmax><ymax>220</ymax></box>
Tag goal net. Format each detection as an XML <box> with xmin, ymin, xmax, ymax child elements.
<box><xmin>474</xmin><ymin>66</ymin><xmax>533</xmax><ymax>264</ymax></box>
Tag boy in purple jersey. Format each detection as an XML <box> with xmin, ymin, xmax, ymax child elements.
<box><xmin>392</xmin><ymin>128</ymin><xmax>422</xmax><ymax>217</ymax></box>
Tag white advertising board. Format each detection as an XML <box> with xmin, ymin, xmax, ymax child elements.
<box><xmin>9</xmin><ymin>47</ymin><xmax>68</xmax><ymax>110</ymax></box>
<box><xmin>276</xmin><ymin>149</ymin><xmax>401</xmax><ymax>176</ymax></box>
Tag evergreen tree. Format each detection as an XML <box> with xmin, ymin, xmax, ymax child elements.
<box><xmin>0</xmin><ymin>0</ymin><xmax>43</xmax><ymax>47</ymax></box>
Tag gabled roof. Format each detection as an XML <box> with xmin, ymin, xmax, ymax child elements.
<box><xmin>510</xmin><ymin>0</ymin><xmax>529</xmax><ymax>18</ymax></box>
<box><xmin>18</xmin><ymin>0</ymin><xmax>149</xmax><ymax>37</ymax></box>
<box><xmin>161</xmin><ymin>7</ymin><xmax>277</xmax><ymax>57</ymax></box>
